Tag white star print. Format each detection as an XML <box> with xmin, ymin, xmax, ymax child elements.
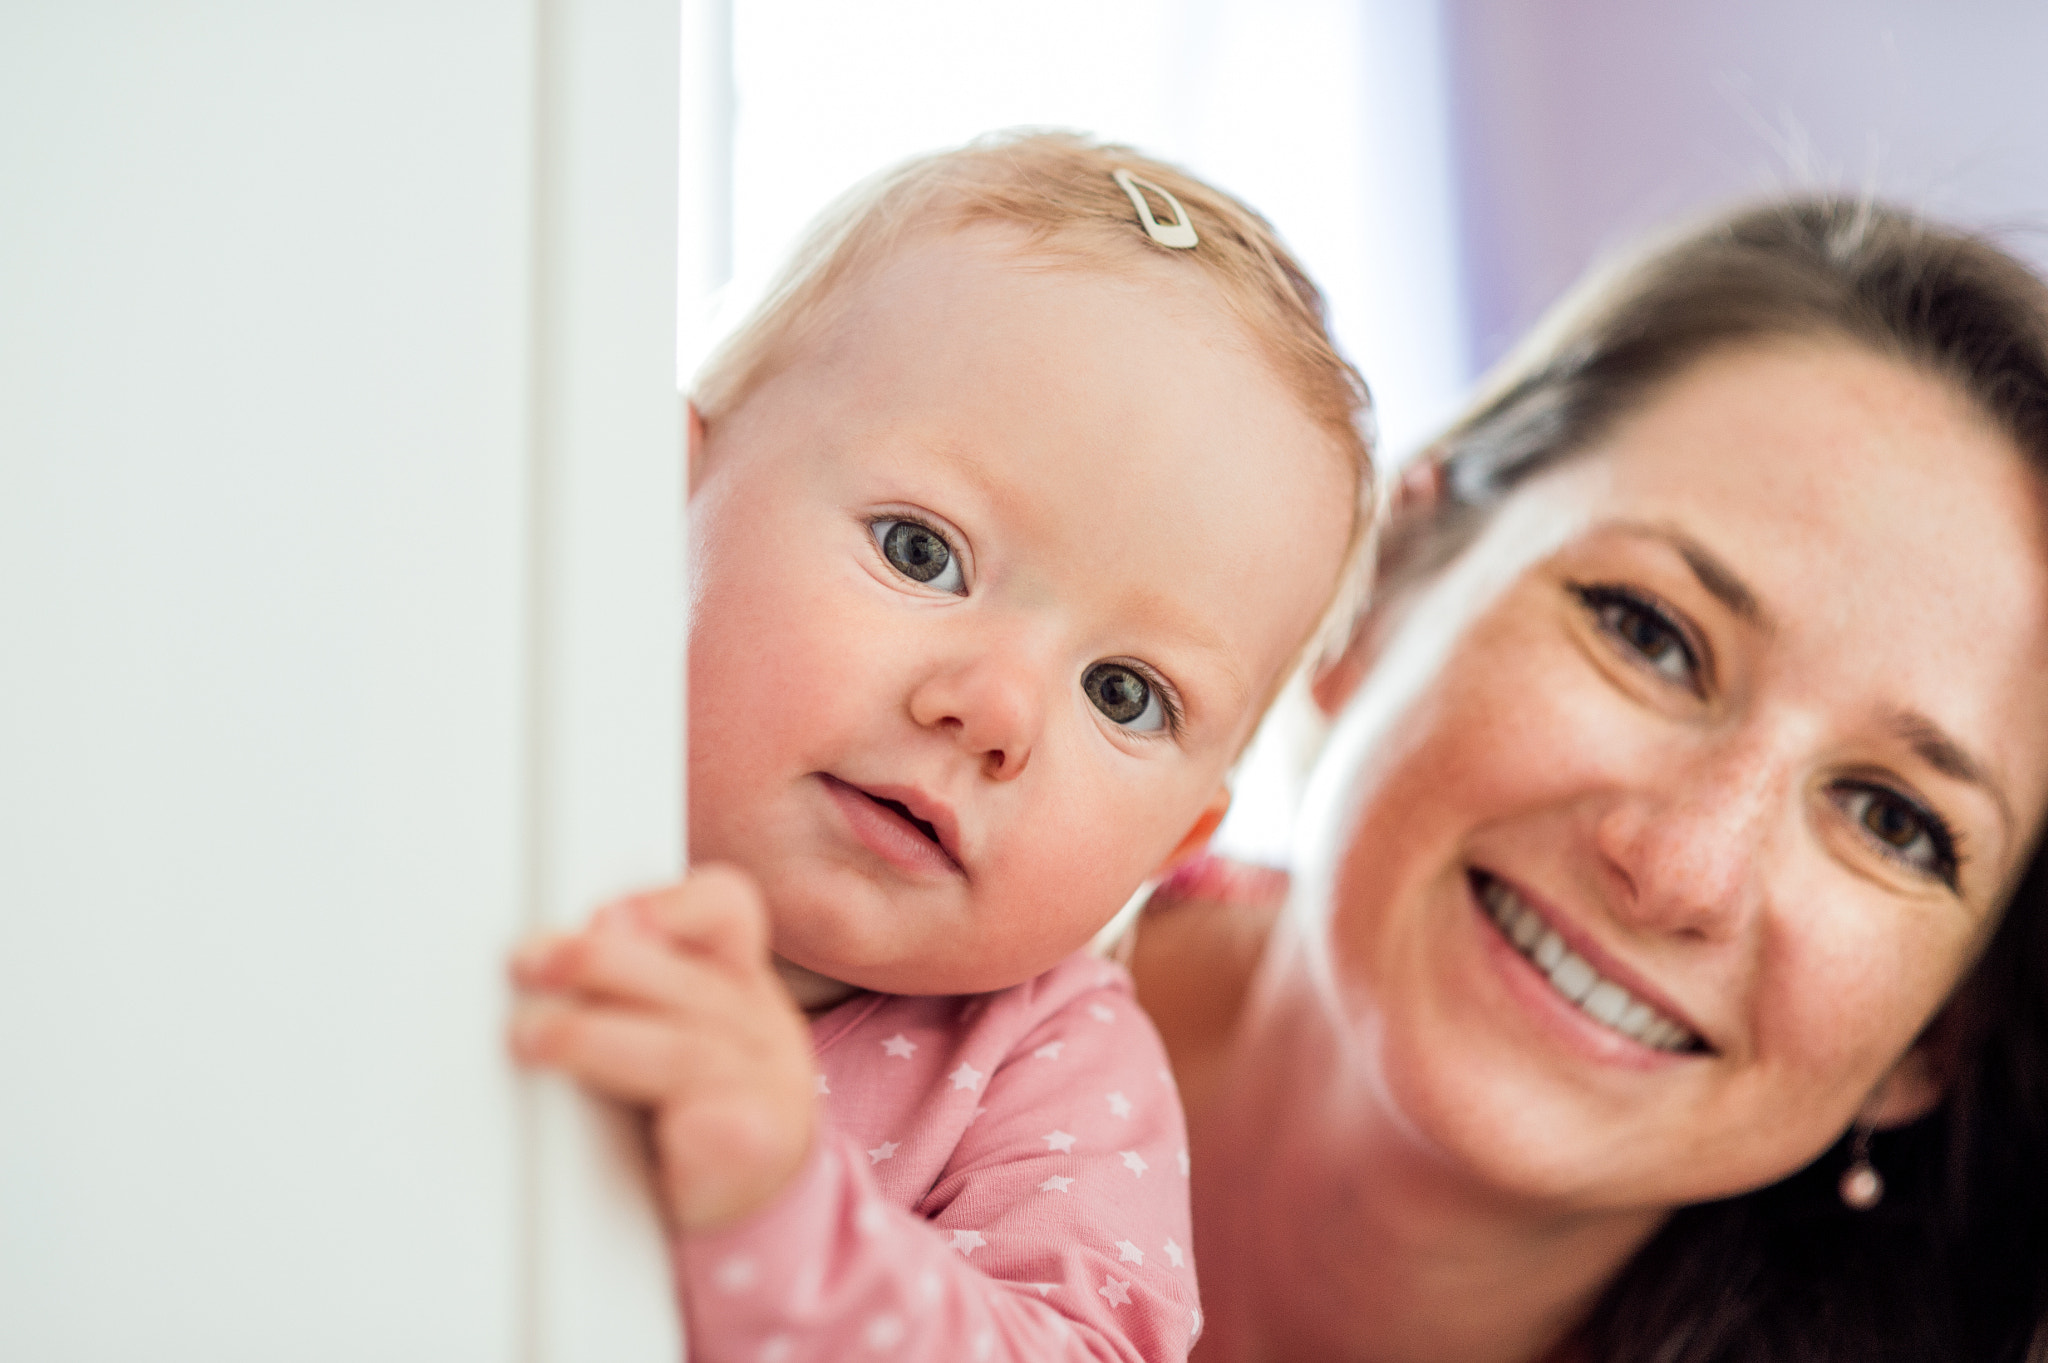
<box><xmin>1039</xmin><ymin>1174</ymin><xmax>1074</xmax><ymax>1194</ymax></box>
<box><xmin>814</xmin><ymin>1073</ymin><xmax>830</xmax><ymax>1096</ymax></box>
<box><xmin>1177</xmin><ymin>1147</ymin><xmax>1191</xmax><ymax>1177</ymax></box>
<box><xmin>1094</xmin><ymin>968</ymin><xmax>1118</xmax><ymax>988</ymax></box>
<box><xmin>947</xmin><ymin>1061</ymin><xmax>983</xmax><ymax>1091</ymax></box>
<box><xmin>759</xmin><ymin>1336</ymin><xmax>793</xmax><ymax>1363</ymax></box>
<box><xmin>948</xmin><ymin>1228</ymin><xmax>987</xmax><ymax>1256</ymax></box>
<box><xmin>864</xmin><ymin>1313</ymin><xmax>905</xmax><ymax>1350</ymax></box>
<box><xmin>856</xmin><ymin>1201</ymin><xmax>888</xmax><ymax>1236</ymax></box>
<box><xmin>1042</xmin><ymin>1129</ymin><xmax>1077</xmax><ymax>1153</ymax></box>
<box><xmin>1099</xmin><ymin>1276</ymin><xmax>1133</xmax><ymax>1307</ymax></box>
<box><xmin>1105</xmin><ymin>1090</ymin><xmax>1134</xmax><ymax>1118</ymax></box>
<box><xmin>967</xmin><ymin>1105</ymin><xmax>987</xmax><ymax>1124</ymax></box>
<box><xmin>867</xmin><ymin>1140</ymin><xmax>900</xmax><ymax>1164</ymax></box>
<box><xmin>880</xmin><ymin>1033</ymin><xmax>917</xmax><ymax>1059</ymax></box>
<box><xmin>1116</xmin><ymin>1239</ymin><xmax>1145</xmax><ymax>1265</ymax></box>
<box><xmin>1164</xmin><ymin>1238</ymin><xmax>1185</xmax><ymax>1268</ymax></box>
<box><xmin>917</xmin><ymin>1268</ymin><xmax>942</xmax><ymax>1300</ymax></box>
<box><xmin>1120</xmin><ymin>1149</ymin><xmax>1149</xmax><ymax>1177</ymax></box>
<box><xmin>712</xmin><ymin>1256</ymin><xmax>756</xmax><ymax>1293</ymax></box>
<box><xmin>1026</xmin><ymin>1282</ymin><xmax>1058</xmax><ymax>1297</ymax></box>
<box><xmin>1088</xmin><ymin>1003</ymin><xmax>1115</xmax><ymax>1023</ymax></box>
<box><xmin>971</xmin><ymin>1328</ymin><xmax>995</xmax><ymax>1361</ymax></box>
<box><xmin>1032</xmin><ymin>1040</ymin><xmax>1065</xmax><ymax>1060</ymax></box>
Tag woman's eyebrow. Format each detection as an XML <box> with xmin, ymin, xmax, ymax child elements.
<box><xmin>1605</xmin><ymin>519</ymin><xmax>1769</xmax><ymax>628</ymax></box>
<box><xmin>1607</xmin><ymin>520</ymin><xmax>2013</xmax><ymax>834</ymax></box>
<box><xmin>1890</xmin><ymin>710</ymin><xmax>2014</xmax><ymax>837</ymax></box>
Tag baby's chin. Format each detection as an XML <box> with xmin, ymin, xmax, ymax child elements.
<box><xmin>772</xmin><ymin>942</ymin><xmax>1087</xmax><ymax>1004</ymax></box>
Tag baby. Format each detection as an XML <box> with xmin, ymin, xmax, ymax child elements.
<box><xmin>510</xmin><ymin>132</ymin><xmax>1374</xmax><ymax>1363</ymax></box>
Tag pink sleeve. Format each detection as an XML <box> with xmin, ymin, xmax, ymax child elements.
<box><xmin>677</xmin><ymin>988</ymin><xmax>1199</xmax><ymax>1363</ymax></box>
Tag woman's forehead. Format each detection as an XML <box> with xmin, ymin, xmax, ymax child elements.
<box><xmin>1582</xmin><ymin>343</ymin><xmax>2048</xmax><ymax>610</ymax></box>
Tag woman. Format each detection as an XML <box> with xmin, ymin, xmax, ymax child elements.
<box><xmin>1131</xmin><ymin>198</ymin><xmax>2048</xmax><ymax>1361</ymax></box>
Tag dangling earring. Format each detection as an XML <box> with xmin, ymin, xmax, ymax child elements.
<box><xmin>1839</xmin><ymin>1123</ymin><xmax>1884</xmax><ymax>1210</ymax></box>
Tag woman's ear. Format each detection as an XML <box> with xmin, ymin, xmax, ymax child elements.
<box><xmin>1866</xmin><ymin>991</ymin><xmax>1982</xmax><ymax>1129</ymax></box>
<box><xmin>1862</xmin><ymin>1040</ymin><xmax>1949</xmax><ymax>1130</ymax></box>
<box><xmin>1388</xmin><ymin>450</ymin><xmax>1446</xmax><ymax>522</ymax></box>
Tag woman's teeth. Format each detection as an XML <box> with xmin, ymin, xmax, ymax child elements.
<box><xmin>1476</xmin><ymin>874</ymin><xmax>1699</xmax><ymax>1053</ymax></box>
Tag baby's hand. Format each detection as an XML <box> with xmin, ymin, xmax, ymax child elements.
<box><xmin>508</xmin><ymin>866</ymin><xmax>816</xmax><ymax>1233</ymax></box>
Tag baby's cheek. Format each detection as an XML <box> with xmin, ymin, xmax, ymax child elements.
<box><xmin>988</xmin><ymin>793</ymin><xmax>1168</xmax><ymax>933</ymax></box>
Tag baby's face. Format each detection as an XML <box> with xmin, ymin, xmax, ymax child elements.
<box><xmin>688</xmin><ymin>227</ymin><xmax>1353</xmax><ymax>997</ymax></box>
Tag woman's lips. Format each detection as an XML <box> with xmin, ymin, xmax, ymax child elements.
<box><xmin>1470</xmin><ymin>868</ymin><xmax>1709</xmax><ymax>1057</ymax></box>
<box><xmin>818</xmin><ymin>774</ymin><xmax>965</xmax><ymax>879</ymax></box>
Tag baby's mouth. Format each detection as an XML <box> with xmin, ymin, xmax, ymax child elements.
<box><xmin>818</xmin><ymin>774</ymin><xmax>965</xmax><ymax>876</ymax></box>
<box><xmin>868</xmin><ymin>793</ymin><xmax>942</xmax><ymax>849</ymax></box>
<box><xmin>1471</xmin><ymin>869</ymin><xmax>1707</xmax><ymax>1055</ymax></box>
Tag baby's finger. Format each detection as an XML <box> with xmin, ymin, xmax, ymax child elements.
<box><xmin>630</xmin><ymin>864</ymin><xmax>773</xmax><ymax>976</ymax></box>
<box><xmin>508</xmin><ymin>1001</ymin><xmax>749</xmax><ymax>1103</ymax></box>
<box><xmin>514</xmin><ymin>927</ymin><xmax>763</xmax><ymax>1031</ymax></box>
<box><xmin>508</xmin><ymin>931</ymin><xmax>584</xmax><ymax>990</ymax></box>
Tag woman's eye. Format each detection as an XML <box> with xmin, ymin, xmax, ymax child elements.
<box><xmin>1832</xmin><ymin>783</ymin><xmax>1959</xmax><ymax>887</ymax></box>
<box><xmin>1084</xmin><ymin>661</ymin><xmax>1168</xmax><ymax>733</ymax></box>
<box><xmin>1574</xmin><ymin>585</ymin><xmax>1701</xmax><ymax>691</ymax></box>
<box><xmin>871</xmin><ymin>519</ymin><xmax>964</xmax><ymax>594</ymax></box>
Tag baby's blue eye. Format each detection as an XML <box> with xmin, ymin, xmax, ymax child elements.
<box><xmin>871</xmin><ymin>519</ymin><xmax>964</xmax><ymax>594</ymax></box>
<box><xmin>1085</xmin><ymin>662</ymin><xmax>1166</xmax><ymax>732</ymax></box>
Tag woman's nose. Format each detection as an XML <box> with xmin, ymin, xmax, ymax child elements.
<box><xmin>906</xmin><ymin>640</ymin><xmax>1053</xmax><ymax>781</ymax></box>
<box><xmin>1593</xmin><ymin>739</ymin><xmax>1786</xmax><ymax>941</ymax></box>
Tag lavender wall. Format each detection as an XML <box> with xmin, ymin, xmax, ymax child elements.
<box><xmin>1443</xmin><ymin>1</ymin><xmax>2048</xmax><ymax>370</ymax></box>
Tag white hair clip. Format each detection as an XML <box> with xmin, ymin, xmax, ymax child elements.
<box><xmin>1112</xmin><ymin>168</ymin><xmax>1198</xmax><ymax>249</ymax></box>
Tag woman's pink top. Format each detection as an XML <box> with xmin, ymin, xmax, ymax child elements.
<box><xmin>677</xmin><ymin>952</ymin><xmax>1200</xmax><ymax>1362</ymax></box>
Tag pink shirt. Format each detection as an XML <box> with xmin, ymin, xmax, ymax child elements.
<box><xmin>678</xmin><ymin>952</ymin><xmax>1200</xmax><ymax>1362</ymax></box>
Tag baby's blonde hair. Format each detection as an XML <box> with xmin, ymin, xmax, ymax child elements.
<box><xmin>692</xmin><ymin>129</ymin><xmax>1379</xmax><ymax>681</ymax></box>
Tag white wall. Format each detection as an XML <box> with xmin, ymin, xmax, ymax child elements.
<box><xmin>0</xmin><ymin>3</ymin><xmax>681</xmax><ymax>1357</ymax></box>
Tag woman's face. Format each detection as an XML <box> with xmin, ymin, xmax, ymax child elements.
<box><xmin>1304</xmin><ymin>339</ymin><xmax>2048</xmax><ymax>1210</ymax></box>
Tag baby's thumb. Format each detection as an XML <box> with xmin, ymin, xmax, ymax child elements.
<box><xmin>653</xmin><ymin>863</ymin><xmax>772</xmax><ymax>974</ymax></box>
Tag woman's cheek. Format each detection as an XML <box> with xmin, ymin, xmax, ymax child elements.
<box><xmin>1750</xmin><ymin>878</ymin><xmax>1969</xmax><ymax>1099</ymax></box>
<box><xmin>1428</xmin><ymin>626</ymin><xmax>1627</xmax><ymax>810</ymax></box>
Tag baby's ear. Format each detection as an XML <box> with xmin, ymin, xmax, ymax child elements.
<box><xmin>687</xmin><ymin>401</ymin><xmax>709</xmax><ymax>495</ymax></box>
<box><xmin>1308</xmin><ymin>625</ymin><xmax>1376</xmax><ymax>718</ymax></box>
<box><xmin>1310</xmin><ymin>455</ymin><xmax>1446</xmax><ymax>718</ymax></box>
<box><xmin>1157</xmin><ymin>786</ymin><xmax>1232</xmax><ymax>875</ymax></box>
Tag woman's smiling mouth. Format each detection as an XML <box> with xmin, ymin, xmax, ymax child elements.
<box><xmin>1471</xmin><ymin>870</ymin><xmax>1705</xmax><ymax>1054</ymax></box>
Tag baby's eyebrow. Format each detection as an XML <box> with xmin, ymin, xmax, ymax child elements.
<box><xmin>1121</xmin><ymin>586</ymin><xmax>1251</xmax><ymax>722</ymax></box>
